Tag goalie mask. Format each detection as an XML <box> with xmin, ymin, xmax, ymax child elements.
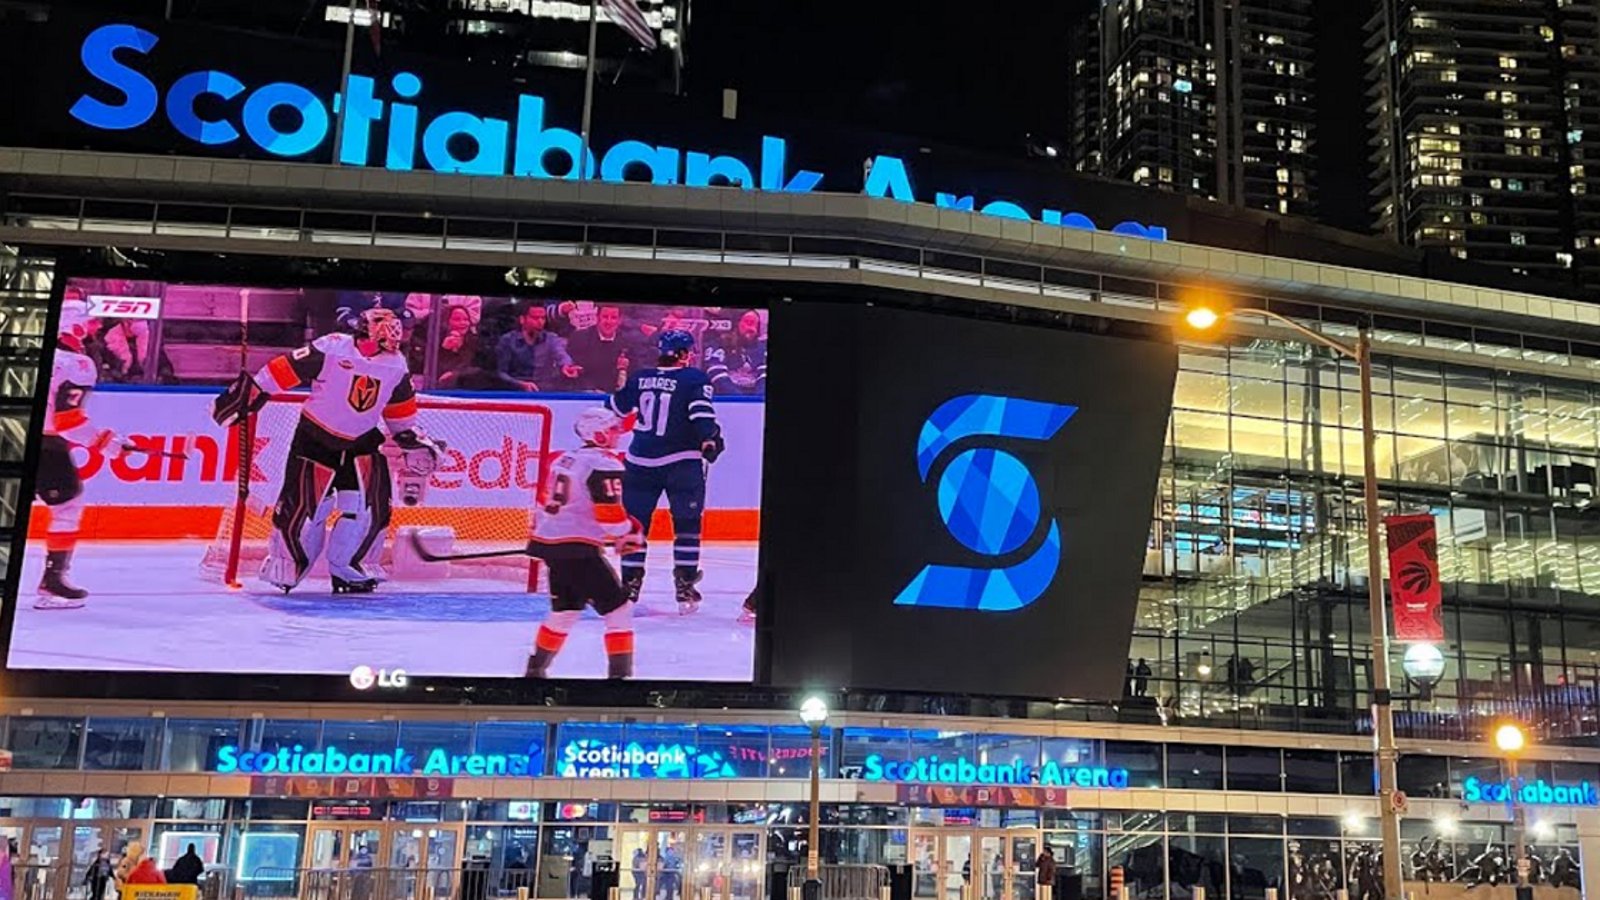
<box><xmin>574</xmin><ymin>407</ymin><xmax>624</xmax><ymax>448</ymax></box>
<box><xmin>358</xmin><ymin>307</ymin><xmax>404</xmax><ymax>353</ymax></box>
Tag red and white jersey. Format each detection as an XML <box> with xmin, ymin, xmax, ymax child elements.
<box><xmin>253</xmin><ymin>333</ymin><xmax>417</xmax><ymax>440</ymax></box>
<box><xmin>533</xmin><ymin>446</ymin><xmax>634</xmax><ymax>546</ymax></box>
<box><xmin>44</xmin><ymin>344</ymin><xmax>99</xmax><ymax>445</ymax></box>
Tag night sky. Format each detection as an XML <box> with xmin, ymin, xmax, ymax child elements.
<box><xmin>689</xmin><ymin>0</ymin><xmax>1079</xmax><ymax>156</ymax></box>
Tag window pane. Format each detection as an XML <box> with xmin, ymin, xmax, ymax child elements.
<box><xmin>1226</xmin><ymin>748</ymin><xmax>1283</xmax><ymax>792</ymax></box>
<box><xmin>1283</xmin><ymin>750</ymin><xmax>1340</xmax><ymax>794</ymax></box>
<box><xmin>1168</xmin><ymin>745</ymin><xmax>1223</xmax><ymax>790</ymax></box>
<box><xmin>7</xmin><ymin>718</ymin><xmax>82</xmax><ymax>770</ymax></box>
<box><xmin>83</xmin><ymin>718</ymin><xmax>160</xmax><ymax>771</ymax></box>
<box><xmin>165</xmin><ymin>719</ymin><xmax>242</xmax><ymax>773</ymax></box>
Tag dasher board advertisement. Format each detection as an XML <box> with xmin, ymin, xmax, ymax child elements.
<box><xmin>7</xmin><ymin>278</ymin><xmax>766</xmax><ymax>681</ymax></box>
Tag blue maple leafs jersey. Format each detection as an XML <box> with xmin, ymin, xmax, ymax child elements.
<box><xmin>607</xmin><ymin>365</ymin><xmax>720</xmax><ymax>465</ymax></box>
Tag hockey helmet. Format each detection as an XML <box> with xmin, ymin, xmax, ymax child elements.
<box><xmin>657</xmin><ymin>328</ymin><xmax>696</xmax><ymax>357</ymax></box>
<box><xmin>358</xmin><ymin>307</ymin><xmax>404</xmax><ymax>352</ymax></box>
<box><xmin>574</xmin><ymin>407</ymin><xmax>625</xmax><ymax>448</ymax></box>
<box><xmin>57</xmin><ymin>297</ymin><xmax>95</xmax><ymax>344</ymax></box>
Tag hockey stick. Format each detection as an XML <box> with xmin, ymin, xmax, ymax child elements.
<box><xmin>121</xmin><ymin>445</ymin><xmax>189</xmax><ymax>460</ymax></box>
<box><xmin>406</xmin><ymin>529</ymin><xmax>540</xmax><ymax>563</ymax></box>
<box><xmin>223</xmin><ymin>289</ymin><xmax>253</xmax><ymax>589</ymax></box>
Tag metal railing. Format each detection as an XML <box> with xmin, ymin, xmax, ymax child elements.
<box><xmin>784</xmin><ymin>865</ymin><xmax>889</xmax><ymax>900</ymax></box>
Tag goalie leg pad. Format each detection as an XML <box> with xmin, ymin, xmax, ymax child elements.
<box><xmin>327</xmin><ymin>453</ymin><xmax>392</xmax><ymax>583</ymax></box>
<box><xmin>267</xmin><ymin>455</ymin><xmax>336</xmax><ymax>589</ymax></box>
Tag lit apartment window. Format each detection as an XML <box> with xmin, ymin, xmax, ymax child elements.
<box><xmin>1512</xmin><ymin>232</ymin><xmax>1527</xmax><ymax>246</ymax></box>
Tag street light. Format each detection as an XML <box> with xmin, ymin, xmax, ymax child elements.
<box><xmin>1181</xmin><ymin>301</ymin><xmax>1403</xmax><ymax>900</ymax></box>
<box><xmin>799</xmin><ymin>696</ymin><xmax>830</xmax><ymax>897</ymax></box>
<box><xmin>1492</xmin><ymin>722</ymin><xmax>1530</xmax><ymax>890</ymax></box>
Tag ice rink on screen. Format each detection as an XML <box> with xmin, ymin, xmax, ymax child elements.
<box><xmin>8</xmin><ymin>540</ymin><xmax>756</xmax><ymax>680</ymax></box>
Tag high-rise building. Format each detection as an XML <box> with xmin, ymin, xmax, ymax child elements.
<box><xmin>1365</xmin><ymin>0</ymin><xmax>1600</xmax><ymax>293</ymax></box>
<box><xmin>1068</xmin><ymin>0</ymin><xmax>1316</xmax><ymax>217</ymax></box>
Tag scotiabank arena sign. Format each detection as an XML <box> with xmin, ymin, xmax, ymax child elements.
<box><xmin>64</xmin><ymin>23</ymin><xmax>1167</xmax><ymax>242</ymax></box>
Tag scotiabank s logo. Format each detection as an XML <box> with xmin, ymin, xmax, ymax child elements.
<box><xmin>893</xmin><ymin>394</ymin><xmax>1075</xmax><ymax>612</ymax></box>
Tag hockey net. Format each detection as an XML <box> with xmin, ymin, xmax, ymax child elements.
<box><xmin>199</xmin><ymin>394</ymin><xmax>554</xmax><ymax>589</ymax></box>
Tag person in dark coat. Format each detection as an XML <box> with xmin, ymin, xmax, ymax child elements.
<box><xmin>168</xmin><ymin>844</ymin><xmax>205</xmax><ymax>885</ymax></box>
<box><xmin>84</xmin><ymin>850</ymin><xmax>113</xmax><ymax>900</ymax></box>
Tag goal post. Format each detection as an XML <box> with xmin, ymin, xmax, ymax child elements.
<box><xmin>202</xmin><ymin>394</ymin><xmax>554</xmax><ymax>590</ymax></box>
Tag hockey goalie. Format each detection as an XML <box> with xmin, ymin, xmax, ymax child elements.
<box><xmin>211</xmin><ymin>308</ymin><xmax>441</xmax><ymax>594</ymax></box>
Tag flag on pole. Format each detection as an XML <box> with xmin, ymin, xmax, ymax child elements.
<box><xmin>599</xmin><ymin>0</ymin><xmax>658</xmax><ymax>49</ymax></box>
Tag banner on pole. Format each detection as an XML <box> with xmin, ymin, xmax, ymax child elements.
<box><xmin>1385</xmin><ymin>514</ymin><xmax>1445</xmax><ymax>642</ymax></box>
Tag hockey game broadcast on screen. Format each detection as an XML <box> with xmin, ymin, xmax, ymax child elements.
<box><xmin>9</xmin><ymin>277</ymin><xmax>767</xmax><ymax>681</ymax></box>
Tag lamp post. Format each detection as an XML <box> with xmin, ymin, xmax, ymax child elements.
<box><xmin>799</xmin><ymin>696</ymin><xmax>830</xmax><ymax>900</ymax></box>
<box><xmin>1493</xmin><ymin>722</ymin><xmax>1530</xmax><ymax>889</ymax></box>
<box><xmin>1181</xmin><ymin>304</ymin><xmax>1403</xmax><ymax>900</ymax></box>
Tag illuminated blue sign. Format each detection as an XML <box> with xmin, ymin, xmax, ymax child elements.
<box><xmin>68</xmin><ymin>23</ymin><xmax>1167</xmax><ymax>242</ymax></box>
<box><xmin>861</xmin><ymin>754</ymin><xmax>1129</xmax><ymax>788</ymax></box>
<box><xmin>894</xmin><ymin>395</ymin><xmax>1075</xmax><ymax>612</ymax></box>
<box><xmin>1462</xmin><ymin>776</ymin><xmax>1600</xmax><ymax>806</ymax></box>
<box><xmin>213</xmin><ymin>743</ymin><xmax>542</xmax><ymax>776</ymax></box>
<box><xmin>556</xmin><ymin>739</ymin><xmax>738</xmax><ymax>779</ymax></box>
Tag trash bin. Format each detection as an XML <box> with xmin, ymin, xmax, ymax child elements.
<box><xmin>591</xmin><ymin>860</ymin><xmax>619</xmax><ymax>900</ymax></box>
<box><xmin>767</xmin><ymin>862</ymin><xmax>792</xmax><ymax>900</ymax></box>
<box><xmin>888</xmin><ymin>864</ymin><xmax>913</xmax><ymax>900</ymax></box>
<box><xmin>460</xmin><ymin>860</ymin><xmax>491</xmax><ymax>900</ymax></box>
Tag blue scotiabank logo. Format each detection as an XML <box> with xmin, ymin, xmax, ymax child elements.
<box><xmin>893</xmin><ymin>394</ymin><xmax>1076</xmax><ymax>612</ymax></box>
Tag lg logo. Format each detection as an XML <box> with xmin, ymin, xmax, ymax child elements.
<box><xmin>893</xmin><ymin>394</ymin><xmax>1076</xmax><ymax>612</ymax></box>
<box><xmin>349</xmin><ymin>665</ymin><xmax>408</xmax><ymax>690</ymax></box>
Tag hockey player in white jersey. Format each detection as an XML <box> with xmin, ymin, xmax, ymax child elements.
<box><xmin>524</xmin><ymin>408</ymin><xmax>645</xmax><ymax>679</ymax></box>
<box><xmin>33</xmin><ymin>297</ymin><xmax>123</xmax><ymax>608</ymax></box>
<box><xmin>211</xmin><ymin>307</ymin><xmax>440</xmax><ymax>593</ymax></box>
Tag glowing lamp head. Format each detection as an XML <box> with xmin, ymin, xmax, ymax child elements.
<box><xmin>1184</xmin><ymin>307</ymin><xmax>1221</xmax><ymax>331</ymax></box>
<box><xmin>799</xmin><ymin>696</ymin><xmax>829</xmax><ymax>728</ymax></box>
<box><xmin>1402</xmin><ymin>642</ymin><xmax>1446</xmax><ymax>683</ymax></box>
<box><xmin>1493</xmin><ymin>722</ymin><xmax>1528</xmax><ymax>754</ymax></box>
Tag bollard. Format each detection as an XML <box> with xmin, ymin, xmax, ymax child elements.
<box><xmin>424</xmin><ymin>886</ymin><xmax>436</xmax><ymax>900</ymax></box>
<box><xmin>881</xmin><ymin>885</ymin><xmax>892</xmax><ymax>900</ymax></box>
<box><xmin>1336</xmin><ymin>890</ymin><xmax>1349</xmax><ymax>900</ymax></box>
<box><xmin>1194</xmin><ymin>886</ymin><xmax>1206</xmax><ymax>900</ymax></box>
<box><xmin>1119</xmin><ymin>886</ymin><xmax>1132</xmax><ymax>900</ymax></box>
<box><xmin>611</xmin><ymin>889</ymin><xmax>621</xmax><ymax>900</ymax></box>
<box><xmin>518</xmin><ymin>887</ymin><xmax>531</xmax><ymax>900</ymax></box>
<box><xmin>1265</xmin><ymin>889</ymin><xmax>1277</xmax><ymax>900</ymax></box>
<box><xmin>1040</xmin><ymin>885</ymin><xmax>1053</xmax><ymax>900</ymax></box>
<box><xmin>791</xmin><ymin>885</ymin><xmax>804</xmax><ymax>900</ymax></box>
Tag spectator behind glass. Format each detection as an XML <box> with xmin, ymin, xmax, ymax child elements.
<box><xmin>494</xmin><ymin>303</ymin><xmax>577</xmax><ymax>391</ymax></box>
<box><xmin>704</xmin><ymin>309</ymin><xmax>767</xmax><ymax>395</ymax></box>
<box><xmin>435</xmin><ymin>304</ymin><xmax>482</xmax><ymax>387</ymax></box>
<box><xmin>565</xmin><ymin>304</ymin><xmax>641</xmax><ymax>392</ymax></box>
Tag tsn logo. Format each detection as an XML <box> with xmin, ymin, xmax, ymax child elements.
<box><xmin>87</xmin><ymin>295</ymin><xmax>162</xmax><ymax>320</ymax></box>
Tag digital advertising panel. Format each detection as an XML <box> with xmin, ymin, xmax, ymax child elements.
<box><xmin>7</xmin><ymin>278</ymin><xmax>766</xmax><ymax>681</ymax></box>
<box><xmin>763</xmin><ymin>303</ymin><xmax>1176</xmax><ymax>701</ymax></box>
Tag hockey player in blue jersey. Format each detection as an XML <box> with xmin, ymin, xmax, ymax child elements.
<box><xmin>606</xmin><ymin>329</ymin><xmax>725</xmax><ymax>614</ymax></box>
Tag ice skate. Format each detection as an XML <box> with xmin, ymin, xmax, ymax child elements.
<box><xmin>331</xmin><ymin>574</ymin><xmax>379</xmax><ymax>594</ymax></box>
<box><xmin>622</xmin><ymin>570</ymin><xmax>645</xmax><ymax>604</ymax></box>
<box><xmin>675</xmin><ymin>570</ymin><xmax>703</xmax><ymax>615</ymax></box>
<box><xmin>36</xmin><ymin>551</ymin><xmax>88</xmax><ymax>608</ymax></box>
<box><xmin>525</xmin><ymin>653</ymin><xmax>551</xmax><ymax>678</ymax></box>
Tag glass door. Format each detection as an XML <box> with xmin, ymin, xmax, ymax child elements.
<box><xmin>307</xmin><ymin>825</ymin><xmax>384</xmax><ymax>869</ymax></box>
<box><xmin>911</xmin><ymin>833</ymin><xmax>940</xmax><ymax>900</ymax></box>
<box><xmin>618</xmin><ymin>829</ymin><xmax>655</xmax><ymax>900</ymax></box>
<box><xmin>693</xmin><ymin>831</ymin><xmax>728</xmax><ymax>900</ymax></box>
<box><xmin>653</xmin><ymin>830</ymin><xmax>689</xmax><ymax>900</ymax></box>
<box><xmin>1008</xmin><ymin>834</ymin><xmax>1038</xmax><ymax>900</ymax></box>
<box><xmin>975</xmin><ymin>835</ymin><xmax>1005</xmax><ymax>900</ymax></box>
<box><xmin>942</xmin><ymin>835</ymin><xmax>972</xmax><ymax>900</ymax></box>
<box><xmin>728</xmin><ymin>832</ymin><xmax>764</xmax><ymax>900</ymax></box>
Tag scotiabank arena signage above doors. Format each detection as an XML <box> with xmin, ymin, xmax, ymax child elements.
<box><xmin>53</xmin><ymin>21</ymin><xmax>1166</xmax><ymax>242</ymax></box>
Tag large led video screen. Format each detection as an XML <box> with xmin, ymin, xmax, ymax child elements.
<box><xmin>8</xmin><ymin>278</ymin><xmax>766</xmax><ymax>681</ymax></box>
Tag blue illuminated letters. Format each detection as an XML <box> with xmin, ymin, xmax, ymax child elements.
<box><xmin>860</xmin><ymin>754</ymin><xmax>1129</xmax><ymax>789</ymax></box>
<box><xmin>68</xmin><ymin>23</ymin><xmax>1166</xmax><ymax>241</ymax></box>
<box><xmin>1461</xmin><ymin>776</ymin><xmax>1600</xmax><ymax>806</ymax></box>
<box><xmin>213</xmin><ymin>744</ymin><xmax>541</xmax><ymax>777</ymax></box>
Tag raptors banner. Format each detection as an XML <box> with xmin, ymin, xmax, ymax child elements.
<box><xmin>1385</xmin><ymin>513</ymin><xmax>1444</xmax><ymax>642</ymax></box>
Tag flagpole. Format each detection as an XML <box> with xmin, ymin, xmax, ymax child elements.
<box><xmin>578</xmin><ymin>0</ymin><xmax>600</xmax><ymax>182</ymax></box>
<box><xmin>331</xmin><ymin>0</ymin><xmax>358</xmax><ymax>165</ymax></box>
